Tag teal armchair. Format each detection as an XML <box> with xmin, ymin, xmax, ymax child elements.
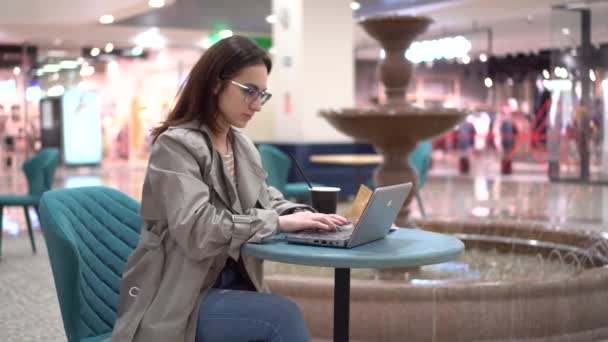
<box><xmin>257</xmin><ymin>144</ymin><xmax>321</xmax><ymax>201</ymax></box>
<box><xmin>39</xmin><ymin>186</ymin><xmax>142</xmax><ymax>342</ymax></box>
<box><xmin>0</xmin><ymin>147</ymin><xmax>60</xmax><ymax>259</ymax></box>
<box><xmin>409</xmin><ymin>141</ymin><xmax>432</xmax><ymax>218</ymax></box>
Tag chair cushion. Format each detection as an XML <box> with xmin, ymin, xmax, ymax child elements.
<box><xmin>0</xmin><ymin>194</ymin><xmax>39</xmax><ymax>206</ymax></box>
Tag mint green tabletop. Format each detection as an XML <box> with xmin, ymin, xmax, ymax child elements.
<box><xmin>242</xmin><ymin>228</ymin><xmax>465</xmax><ymax>269</ymax></box>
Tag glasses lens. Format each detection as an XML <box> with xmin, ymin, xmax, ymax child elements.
<box><xmin>260</xmin><ymin>92</ymin><xmax>272</xmax><ymax>105</ymax></box>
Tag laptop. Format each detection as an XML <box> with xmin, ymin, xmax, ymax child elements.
<box><xmin>284</xmin><ymin>183</ymin><xmax>412</xmax><ymax>248</ymax></box>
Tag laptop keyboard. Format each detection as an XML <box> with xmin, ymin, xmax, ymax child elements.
<box><xmin>290</xmin><ymin>226</ymin><xmax>353</xmax><ymax>240</ymax></box>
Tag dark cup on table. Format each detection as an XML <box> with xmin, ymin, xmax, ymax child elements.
<box><xmin>310</xmin><ymin>186</ymin><xmax>340</xmax><ymax>214</ymax></box>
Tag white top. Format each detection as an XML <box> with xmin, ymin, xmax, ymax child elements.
<box><xmin>220</xmin><ymin>140</ymin><xmax>236</xmax><ymax>185</ymax></box>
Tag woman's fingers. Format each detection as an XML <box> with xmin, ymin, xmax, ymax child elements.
<box><xmin>308</xmin><ymin>221</ymin><xmax>331</xmax><ymax>231</ymax></box>
<box><xmin>324</xmin><ymin>214</ymin><xmax>349</xmax><ymax>224</ymax></box>
<box><xmin>329</xmin><ymin>216</ymin><xmax>348</xmax><ymax>226</ymax></box>
<box><xmin>317</xmin><ymin>216</ymin><xmax>337</xmax><ymax>229</ymax></box>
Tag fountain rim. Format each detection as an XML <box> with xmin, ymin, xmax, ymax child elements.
<box><xmin>319</xmin><ymin>107</ymin><xmax>469</xmax><ymax>117</ymax></box>
<box><xmin>357</xmin><ymin>14</ymin><xmax>434</xmax><ymax>26</ymax></box>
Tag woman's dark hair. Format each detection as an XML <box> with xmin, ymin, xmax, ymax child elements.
<box><xmin>151</xmin><ymin>35</ymin><xmax>272</xmax><ymax>141</ymax></box>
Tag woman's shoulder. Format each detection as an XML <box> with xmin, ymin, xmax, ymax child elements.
<box><xmin>153</xmin><ymin>123</ymin><xmax>212</xmax><ymax>159</ymax></box>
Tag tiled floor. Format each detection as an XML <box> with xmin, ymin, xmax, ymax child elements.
<box><xmin>0</xmin><ymin>152</ymin><xmax>607</xmax><ymax>341</ymax></box>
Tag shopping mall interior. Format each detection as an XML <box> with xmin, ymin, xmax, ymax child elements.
<box><xmin>1</xmin><ymin>0</ymin><xmax>608</xmax><ymax>341</ymax></box>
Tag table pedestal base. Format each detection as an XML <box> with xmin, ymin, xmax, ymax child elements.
<box><xmin>334</xmin><ymin>268</ymin><xmax>351</xmax><ymax>342</ymax></box>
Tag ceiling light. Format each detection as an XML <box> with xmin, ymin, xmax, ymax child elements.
<box><xmin>561</xmin><ymin>27</ymin><xmax>570</xmax><ymax>35</ymax></box>
<box><xmin>12</xmin><ymin>67</ymin><xmax>20</xmax><ymax>76</ymax></box>
<box><xmin>105</xmin><ymin>43</ymin><xmax>114</xmax><ymax>53</ymax></box>
<box><xmin>266</xmin><ymin>14</ymin><xmax>277</xmax><ymax>24</ymax></box>
<box><xmin>542</xmin><ymin>69</ymin><xmax>550</xmax><ymax>79</ymax></box>
<box><xmin>99</xmin><ymin>14</ymin><xmax>114</xmax><ymax>24</ymax></box>
<box><xmin>59</xmin><ymin>60</ymin><xmax>79</xmax><ymax>69</ymax></box>
<box><xmin>461</xmin><ymin>55</ymin><xmax>470</xmax><ymax>64</ymax></box>
<box><xmin>43</xmin><ymin>64</ymin><xmax>61</xmax><ymax>73</ymax></box>
<box><xmin>131</xmin><ymin>46</ymin><xmax>144</xmax><ymax>56</ymax></box>
<box><xmin>219</xmin><ymin>29</ymin><xmax>233</xmax><ymax>39</ymax></box>
<box><xmin>350</xmin><ymin>1</ymin><xmax>361</xmax><ymax>10</ymax></box>
<box><xmin>479</xmin><ymin>53</ymin><xmax>488</xmax><ymax>62</ymax></box>
<box><xmin>590</xmin><ymin>69</ymin><xmax>596</xmax><ymax>82</ymax></box>
<box><xmin>133</xmin><ymin>28</ymin><xmax>166</xmax><ymax>48</ymax></box>
<box><xmin>148</xmin><ymin>0</ymin><xmax>165</xmax><ymax>8</ymax></box>
<box><xmin>90</xmin><ymin>48</ymin><xmax>100</xmax><ymax>57</ymax></box>
<box><xmin>405</xmin><ymin>36</ymin><xmax>472</xmax><ymax>63</ymax></box>
<box><xmin>484</xmin><ymin>77</ymin><xmax>493</xmax><ymax>88</ymax></box>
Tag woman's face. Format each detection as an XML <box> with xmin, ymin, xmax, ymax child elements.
<box><xmin>216</xmin><ymin>63</ymin><xmax>269</xmax><ymax>130</ymax></box>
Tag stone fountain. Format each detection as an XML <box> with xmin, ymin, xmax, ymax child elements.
<box><xmin>320</xmin><ymin>15</ymin><xmax>467</xmax><ymax>225</ymax></box>
<box><xmin>266</xmin><ymin>219</ymin><xmax>608</xmax><ymax>341</ymax></box>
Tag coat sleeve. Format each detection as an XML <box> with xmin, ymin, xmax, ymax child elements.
<box><xmin>265</xmin><ymin>185</ymin><xmax>316</xmax><ymax>215</ymax></box>
<box><xmin>144</xmin><ymin>133</ymin><xmax>279</xmax><ymax>261</ymax></box>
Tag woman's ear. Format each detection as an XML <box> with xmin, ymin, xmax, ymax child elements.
<box><xmin>213</xmin><ymin>82</ymin><xmax>222</xmax><ymax>96</ymax></box>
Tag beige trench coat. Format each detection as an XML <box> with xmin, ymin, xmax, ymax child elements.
<box><xmin>107</xmin><ymin>121</ymin><xmax>311</xmax><ymax>342</ymax></box>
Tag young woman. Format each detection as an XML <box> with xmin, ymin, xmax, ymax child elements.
<box><xmin>108</xmin><ymin>36</ymin><xmax>348</xmax><ymax>342</ymax></box>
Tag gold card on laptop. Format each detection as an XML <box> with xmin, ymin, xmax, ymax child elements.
<box><xmin>344</xmin><ymin>184</ymin><xmax>373</xmax><ymax>224</ymax></box>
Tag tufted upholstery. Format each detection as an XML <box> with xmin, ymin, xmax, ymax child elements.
<box><xmin>39</xmin><ymin>186</ymin><xmax>142</xmax><ymax>342</ymax></box>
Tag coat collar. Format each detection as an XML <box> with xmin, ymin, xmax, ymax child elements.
<box><xmin>173</xmin><ymin>120</ymin><xmax>267</xmax><ymax>214</ymax></box>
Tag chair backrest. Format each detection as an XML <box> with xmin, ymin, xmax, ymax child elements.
<box><xmin>39</xmin><ymin>186</ymin><xmax>142</xmax><ymax>342</ymax></box>
<box><xmin>409</xmin><ymin>141</ymin><xmax>432</xmax><ymax>188</ymax></box>
<box><xmin>257</xmin><ymin>144</ymin><xmax>291</xmax><ymax>192</ymax></box>
<box><xmin>22</xmin><ymin>147</ymin><xmax>60</xmax><ymax>197</ymax></box>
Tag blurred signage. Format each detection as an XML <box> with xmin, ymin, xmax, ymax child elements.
<box><xmin>0</xmin><ymin>45</ymin><xmax>36</xmax><ymax>67</ymax></box>
<box><xmin>62</xmin><ymin>89</ymin><xmax>102</xmax><ymax>165</ymax></box>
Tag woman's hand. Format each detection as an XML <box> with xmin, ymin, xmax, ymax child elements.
<box><xmin>278</xmin><ymin>211</ymin><xmax>349</xmax><ymax>233</ymax></box>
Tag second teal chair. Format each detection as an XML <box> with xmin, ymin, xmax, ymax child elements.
<box><xmin>257</xmin><ymin>144</ymin><xmax>321</xmax><ymax>201</ymax></box>
<box><xmin>0</xmin><ymin>147</ymin><xmax>60</xmax><ymax>259</ymax></box>
<box><xmin>408</xmin><ymin>141</ymin><xmax>432</xmax><ymax>218</ymax></box>
<box><xmin>39</xmin><ymin>186</ymin><xmax>142</xmax><ymax>342</ymax></box>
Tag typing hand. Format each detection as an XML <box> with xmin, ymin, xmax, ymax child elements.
<box><xmin>278</xmin><ymin>211</ymin><xmax>349</xmax><ymax>233</ymax></box>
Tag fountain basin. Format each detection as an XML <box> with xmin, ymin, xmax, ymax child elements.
<box><xmin>320</xmin><ymin>107</ymin><xmax>467</xmax><ymax>152</ymax></box>
<box><xmin>265</xmin><ymin>220</ymin><xmax>608</xmax><ymax>341</ymax></box>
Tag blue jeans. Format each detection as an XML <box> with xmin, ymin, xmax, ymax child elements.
<box><xmin>195</xmin><ymin>288</ymin><xmax>311</xmax><ymax>342</ymax></box>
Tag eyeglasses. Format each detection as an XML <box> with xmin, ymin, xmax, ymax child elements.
<box><xmin>229</xmin><ymin>80</ymin><xmax>272</xmax><ymax>105</ymax></box>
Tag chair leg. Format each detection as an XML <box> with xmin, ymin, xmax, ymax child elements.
<box><xmin>0</xmin><ymin>206</ymin><xmax>3</xmax><ymax>260</ymax></box>
<box><xmin>415</xmin><ymin>191</ymin><xmax>427</xmax><ymax>218</ymax></box>
<box><xmin>23</xmin><ymin>206</ymin><xmax>36</xmax><ymax>254</ymax></box>
<box><xmin>34</xmin><ymin>206</ymin><xmax>42</xmax><ymax>232</ymax></box>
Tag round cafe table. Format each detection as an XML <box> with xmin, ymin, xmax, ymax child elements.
<box><xmin>242</xmin><ymin>228</ymin><xmax>464</xmax><ymax>342</ymax></box>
